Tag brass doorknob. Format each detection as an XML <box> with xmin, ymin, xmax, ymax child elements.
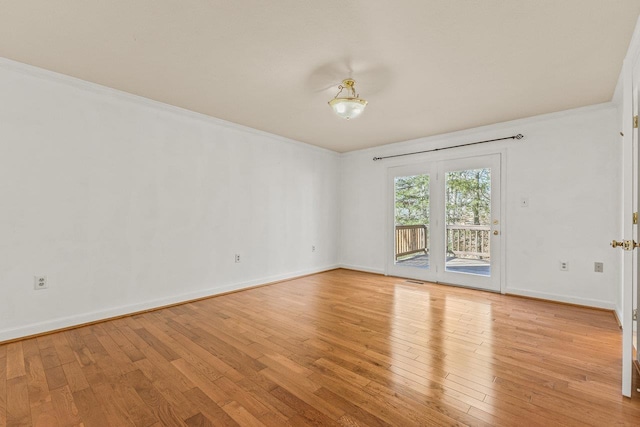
<box><xmin>611</xmin><ymin>240</ymin><xmax>625</xmax><ymax>248</ymax></box>
<box><xmin>493</xmin><ymin>230</ymin><xmax>499</xmax><ymax>235</ymax></box>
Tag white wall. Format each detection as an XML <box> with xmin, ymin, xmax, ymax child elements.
<box><xmin>340</xmin><ymin>104</ymin><xmax>621</xmax><ymax>309</ymax></box>
<box><xmin>0</xmin><ymin>59</ymin><xmax>340</xmax><ymax>341</ymax></box>
<box><xmin>0</xmin><ymin>56</ymin><xmax>625</xmax><ymax>342</ymax></box>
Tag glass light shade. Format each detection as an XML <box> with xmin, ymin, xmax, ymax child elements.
<box><xmin>328</xmin><ymin>97</ymin><xmax>368</xmax><ymax>120</ymax></box>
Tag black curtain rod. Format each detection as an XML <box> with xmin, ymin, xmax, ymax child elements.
<box><xmin>372</xmin><ymin>134</ymin><xmax>524</xmax><ymax>161</ymax></box>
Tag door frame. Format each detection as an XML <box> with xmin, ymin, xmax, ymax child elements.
<box><xmin>385</xmin><ymin>149</ymin><xmax>507</xmax><ymax>294</ymax></box>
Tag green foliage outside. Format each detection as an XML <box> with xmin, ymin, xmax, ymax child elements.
<box><xmin>394</xmin><ymin>175</ymin><xmax>430</xmax><ymax>226</ymax></box>
<box><xmin>394</xmin><ymin>168</ymin><xmax>490</xmax><ymax>226</ymax></box>
<box><xmin>445</xmin><ymin>168</ymin><xmax>490</xmax><ymax>225</ymax></box>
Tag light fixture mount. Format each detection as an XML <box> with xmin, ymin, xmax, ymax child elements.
<box><xmin>328</xmin><ymin>78</ymin><xmax>368</xmax><ymax>120</ymax></box>
<box><xmin>341</xmin><ymin>78</ymin><xmax>356</xmax><ymax>89</ymax></box>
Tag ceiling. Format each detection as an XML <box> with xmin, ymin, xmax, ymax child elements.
<box><xmin>1</xmin><ymin>1</ymin><xmax>639</xmax><ymax>153</ymax></box>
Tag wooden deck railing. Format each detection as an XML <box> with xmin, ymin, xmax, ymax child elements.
<box><xmin>395</xmin><ymin>225</ymin><xmax>428</xmax><ymax>259</ymax></box>
<box><xmin>395</xmin><ymin>224</ymin><xmax>491</xmax><ymax>260</ymax></box>
<box><xmin>446</xmin><ymin>225</ymin><xmax>490</xmax><ymax>259</ymax></box>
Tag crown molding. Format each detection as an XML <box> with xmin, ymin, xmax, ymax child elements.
<box><xmin>0</xmin><ymin>56</ymin><xmax>340</xmax><ymax>158</ymax></box>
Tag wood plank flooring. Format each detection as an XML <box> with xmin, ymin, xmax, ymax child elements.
<box><xmin>1</xmin><ymin>268</ymin><xmax>639</xmax><ymax>426</ymax></box>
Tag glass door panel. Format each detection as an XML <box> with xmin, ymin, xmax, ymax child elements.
<box><xmin>444</xmin><ymin>168</ymin><xmax>491</xmax><ymax>276</ymax></box>
<box><xmin>388</xmin><ymin>164</ymin><xmax>438</xmax><ymax>282</ymax></box>
<box><xmin>394</xmin><ymin>174</ymin><xmax>430</xmax><ymax>270</ymax></box>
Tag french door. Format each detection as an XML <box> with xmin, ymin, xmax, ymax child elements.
<box><xmin>387</xmin><ymin>153</ymin><xmax>502</xmax><ymax>292</ymax></box>
<box><xmin>619</xmin><ymin>52</ymin><xmax>640</xmax><ymax>397</ymax></box>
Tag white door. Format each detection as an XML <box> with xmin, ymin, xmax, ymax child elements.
<box><xmin>620</xmin><ymin>56</ymin><xmax>636</xmax><ymax>398</ymax></box>
<box><xmin>633</xmin><ymin>67</ymin><xmax>640</xmax><ymax>390</ymax></box>
<box><xmin>387</xmin><ymin>153</ymin><xmax>502</xmax><ymax>292</ymax></box>
<box><xmin>439</xmin><ymin>154</ymin><xmax>501</xmax><ymax>291</ymax></box>
<box><xmin>629</xmin><ymin>83</ymin><xmax>640</xmax><ymax>392</ymax></box>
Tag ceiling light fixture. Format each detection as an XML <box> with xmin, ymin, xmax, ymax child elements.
<box><xmin>328</xmin><ymin>79</ymin><xmax>368</xmax><ymax>120</ymax></box>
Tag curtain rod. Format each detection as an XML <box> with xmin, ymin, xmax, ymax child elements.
<box><xmin>372</xmin><ymin>134</ymin><xmax>524</xmax><ymax>161</ymax></box>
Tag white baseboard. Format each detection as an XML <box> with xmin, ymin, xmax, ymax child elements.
<box><xmin>614</xmin><ymin>305</ymin><xmax>623</xmax><ymax>329</ymax></box>
<box><xmin>0</xmin><ymin>264</ymin><xmax>340</xmax><ymax>342</ymax></box>
<box><xmin>506</xmin><ymin>287</ymin><xmax>616</xmax><ymax>310</ymax></box>
<box><xmin>338</xmin><ymin>264</ymin><xmax>385</xmax><ymax>275</ymax></box>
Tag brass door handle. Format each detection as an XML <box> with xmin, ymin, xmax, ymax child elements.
<box><xmin>493</xmin><ymin>230</ymin><xmax>499</xmax><ymax>235</ymax></box>
<box><xmin>611</xmin><ymin>239</ymin><xmax>639</xmax><ymax>250</ymax></box>
<box><xmin>611</xmin><ymin>240</ymin><xmax>624</xmax><ymax>248</ymax></box>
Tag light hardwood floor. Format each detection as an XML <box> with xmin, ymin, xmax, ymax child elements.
<box><xmin>1</xmin><ymin>269</ymin><xmax>639</xmax><ymax>426</ymax></box>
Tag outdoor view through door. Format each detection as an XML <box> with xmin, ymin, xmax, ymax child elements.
<box><xmin>444</xmin><ymin>168</ymin><xmax>491</xmax><ymax>276</ymax></box>
<box><xmin>389</xmin><ymin>154</ymin><xmax>501</xmax><ymax>292</ymax></box>
<box><xmin>394</xmin><ymin>174</ymin><xmax>431</xmax><ymax>270</ymax></box>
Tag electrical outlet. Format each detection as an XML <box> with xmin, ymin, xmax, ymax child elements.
<box><xmin>235</xmin><ymin>254</ymin><xmax>241</xmax><ymax>263</ymax></box>
<box><xmin>594</xmin><ymin>262</ymin><xmax>604</xmax><ymax>273</ymax></box>
<box><xmin>34</xmin><ymin>275</ymin><xmax>48</xmax><ymax>290</ymax></box>
<box><xmin>312</xmin><ymin>245</ymin><xmax>316</xmax><ymax>252</ymax></box>
<box><xmin>559</xmin><ymin>261</ymin><xmax>568</xmax><ymax>271</ymax></box>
